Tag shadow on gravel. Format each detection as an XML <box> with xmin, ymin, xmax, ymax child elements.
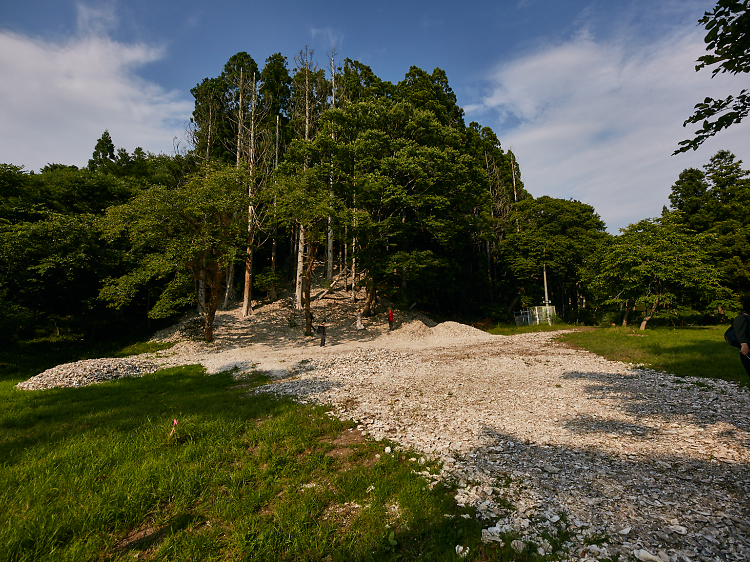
<box><xmin>471</xmin><ymin>423</ymin><xmax>750</xmax><ymax>558</ymax></box>
<box><xmin>560</xmin><ymin>369</ymin><xmax>750</xmax><ymax>433</ymax></box>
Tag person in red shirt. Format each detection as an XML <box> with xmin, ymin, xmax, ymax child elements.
<box><xmin>388</xmin><ymin>309</ymin><xmax>394</xmax><ymax>331</ymax></box>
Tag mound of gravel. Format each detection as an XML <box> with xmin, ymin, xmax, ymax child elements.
<box><xmin>392</xmin><ymin>319</ymin><xmax>432</xmax><ymax>340</ymax></box>
<box><xmin>430</xmin><ymin>321</ymin><xmax>499</xmax><ymax>341</ymax></box>
<box><xmin>16</xmin><ymin>358</ymin><xmax>160</xmax><ymax>391</ymax></box>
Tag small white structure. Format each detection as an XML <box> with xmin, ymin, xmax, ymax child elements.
<box><xmin>514</xmin><ymin>306</ymin><xmax>556</xmax><ymax>326</ymax></box>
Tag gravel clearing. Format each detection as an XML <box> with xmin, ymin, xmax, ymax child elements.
<box><xmin>16</xmin><ymin>289</ymin><xmax>750</xmax><ymax>561</ymax></box>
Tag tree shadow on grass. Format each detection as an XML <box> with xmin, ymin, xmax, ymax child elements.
<box><xmin>0</xmin><ymin>366</ymin><xmax>292</xmax><ymax>466</ymax></box>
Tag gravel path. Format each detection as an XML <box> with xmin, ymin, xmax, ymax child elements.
<box><xmin>17</xmin><ymin>293</ymin><xmax>750</xmax><ymax>561</ymax></box>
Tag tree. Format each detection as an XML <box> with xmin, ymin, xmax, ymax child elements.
<box><xmin>589</xmin><ymin>213</ymin><xmax>722</xmax><ymax>329</ymax></box>
<box><xmin>273</xmin><ymin>143</ymin><xmax>336</xmax><ymax>334</ymax></box>
<box><xmin>190</xmin><ymin>77</ymin><xmax>230</xmax><ymax>163</ymax></box>
<box><xmin>396</xmin><ymin>66</ymin><xmax>465</xmax><ymax>128</ymax></box>
<box><xmin>669</xmin><ymin>150</ymin><xmax>750</xmax><ymax>300</ymax></box>
<box><xmin>675</xmin><ymin>0</ymin><xmax>750</xmax><ymax>153</ymax></box>
<box><xmin>314</xmin><ymin>98</ymin><xmax>489</xmax><ymax>315</ymax></box>
<box><xmin>100</xmin><ymin>164</ymin><xmax>250</xmax><ymax>341</ymax></box>
<box><xmin>88</xmin><ymin>131</ymin><xmax>117</xmax><ymax>173</ymax></box>
<box><xmin>498</xmin><ymin>196</ymin><xmax>607</xmax><ymax>319</ymax></box>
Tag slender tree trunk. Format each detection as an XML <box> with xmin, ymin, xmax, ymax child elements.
<box><xmin>304</xmin><ymin>240</ymin><xmax>316</xmax><ymax>335</ymax></box>
<box><xmin>639</xmin><ymin>297</ymin><xmax>659</xmax><ymax>331</ymax></box>
<box><xmin>236</xmin><ymin>68</ymin><xmax>244</xmax><ymax>167</ymax></box>
<box><xmin>326</xmin><ymin>49</ymin><xmax>336</xmax><ymax>282</ymax></box>
<box><xmin>242</xmin><ymin>250</ymin><xmax>254</xmax><ymax>317</ymax></box>
<box><xmin>269</xmin><ymin>115</ymin><xmax>280</xmax><ymax>301</ymax></box>
<box><xmin>362</xmin><ymin>277</ymin><xmax>376</xmax><ymax>316</ymax></box>
<box><xmin>295</xmin><ymin>224</ymin><xmax>305</xmax><ymax>310</ymax></box>
<box><xmin>203</xmin><ymin>265</ymin><xmax>223</xmax><ymax>342</ymax></box>
<box><xmin>242</xmin><ymin>74</ymin><xmax>258</xmax><ymax>318</ymax></box>
<box><xmin>222</xmin><ymin>260</ymin><xmax>236</xmax><ymax>309</ymax></box>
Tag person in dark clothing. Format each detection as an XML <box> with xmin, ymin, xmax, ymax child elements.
<box><xmin>318</xmin><ymin>321</ymin><xmax>326</xmax><ymax>347</ymax></box>
<box><xmin>388</xmin><ymin>308</ymin><xmax>394</xmax><ymax>331</ymax></box>
<box><xmin>734</xmin><ymin>297</ymin><xmax>750</xmax><ymax>377</ymax></box>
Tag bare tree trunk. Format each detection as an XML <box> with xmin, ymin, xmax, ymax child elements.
<box><xmin>351</xmin><ymin>245</ymin><xmax>356</xmax><ymax>302</ymax></box>
<box><xmin>621</xmin><ymin>299</ymin><xmax>630</xmax><ymax>327</ymax></box>
<box><xmin>242</xmin><ymin>250</ymin><xmax>254</xmax><ymax>317</ymax></box>
<box><xmin>222</xmin><ymin>260</ymin><xmax>235</xmax><ymax>309</ymax></box>
<box><xmin>351</xmin><ymin>181</ymin><xmax>357</xmax><ymax>302</ymax></box>
<box><xmin>236</xmin><ymin>68</ymin><xmax>244</xmax><ymax>167</ymax></box>
<box><xmin>269</xmin><ymin>114</ymin><xmax>279</xmax><ymax>301</ymax></box>
<box><xmin>203</xmin><ymin>265</ymin><xmax>223</xmax><ymax>342</ymax></box>
<box><xmin>327</xmin><ymin>217</ymin><xmax>333</xmax><ymax>281</ymax></box>
<box><xmin>326</xmin><ymin>48</ymin><xmax>336</xmax><ymax>282</ymax></box>
<box><xmin>304</xmin><ymin>240</ymin><xmax>317</xmax><ymax>335</ymax></box>
<box><xmin>295</xmin><ymin>224</ymin><xmax>305</xmax><ymax>310</ymax></box>
<box><xmin>639</xmin><ymin>297</ymin><xmax>659</xmax><ymax>331</ymax></box>
<box><xmin>362</xmin><ymin>277</ymin><xmax>376</xmax><ymax>316</ymax></box>
<box><xmin>242</xmin><ymin>74</ymin><xmax>258</xmax><ymax>318</ymax></box>
<box><xmin>197</xmin><ymin>262</ymin><xmax>207</xmax><ymax>315</ymax></box>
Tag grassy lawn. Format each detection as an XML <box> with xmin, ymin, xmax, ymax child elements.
<box><xmin>557</xmin><ymin>325</ymin><xmax>746</xmax><ymax>383</ymax></box>
<box><xmin>487</xmin><ymin>322</ymin><xmax>577</xmax><ymax>336</ymax></box>
<box><xmin>0</xmin><ymin>340</ymin><xmax>556</xmax><ymax>562</ymax></box>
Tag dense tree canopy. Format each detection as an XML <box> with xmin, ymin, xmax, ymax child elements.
<box><xmin>3</xmin><ymin>47</ymin><xmax>747</xmax><ymax>343</ymax></box>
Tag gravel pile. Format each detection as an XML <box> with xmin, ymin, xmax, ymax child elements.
<box><xmin>16</xmin><ymin>358</ymin><xmax>160</xmax><ymax>390</ymax></box>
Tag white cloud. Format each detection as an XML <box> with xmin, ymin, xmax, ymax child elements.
<box><xmin>472</xmin><ymin>28</ymin><xmax>750</xmax><ymax>232</ymax></box>
<box><xmin>310</xmin><ymin>27</ymin><xmax>345</xmax><ymax>51</ymax></box>
<box><xmin>0</xmin><ymin>28</ymin><xmax>193</xmax><ymax>171</ymax></box>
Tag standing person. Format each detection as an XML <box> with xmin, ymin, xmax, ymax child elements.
<box><xmin>318</xmin><ymin>320</ymin><xmax>326</xmax><ymax>347</ymax></box>
<box><xmin>355</xmin><ymin>309</ymin><xmax>365</xmax><ymax>330</ymax></box>
<box><xmin>734</xmin><ymin>297</ymin><xmax>750</xmax><ymax>377</ymax></box>
<box><xmin>388</xmin><ymin>308</ymin><xmax>394</xmax><ymax>331</ymax></box>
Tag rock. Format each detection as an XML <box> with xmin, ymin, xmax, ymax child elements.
<box><xmin>511</xmin><ymin>539</ymin><xmax>525</xmax><ymax>554</ymax></box>
<box><xmin>634</xmin><ymin>549</ymin><xmax>663</xmax><ymax>562</ymax></box>
<box><xmin>455</xmin><ymin>545</ymin><xmax>469</xmax><ymax>558</ymax></box>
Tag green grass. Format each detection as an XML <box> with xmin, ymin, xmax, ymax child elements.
<box><xmin>1</xmin><ymin>337</ymin><xmax>553</xmax><ymax>562</ymax></box>
<box><xmin>488</xmin><ymin>321</ymin><xmax>576</xmax><ymax>336</ymax></box>
<box><xmin>0</xmin><ymin>336</ymin><xmax>175</xmax><ymax>384</ymax></box>
<box><xmin>557</xmin><ymin>325</ymin><xmax>745</xmax><ymax>383</ymax></box>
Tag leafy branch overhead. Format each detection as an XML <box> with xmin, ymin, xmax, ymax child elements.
<box><xmin>675</xmin><ymin>0</ymin><xmax>750</xmax><ymax>153</ymax></box>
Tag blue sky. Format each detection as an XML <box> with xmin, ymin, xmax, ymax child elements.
<box><xmin>1</xmin><ymin>0</ymin><xmax>748</xmax><ymax>231</ymax></box>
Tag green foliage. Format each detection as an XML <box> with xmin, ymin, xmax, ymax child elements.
<box><xmin>100</xmin><ymin>163</ymin><xmax>251</xmax><ymax>340</ymax></box>
<box><xmin>497</xmin><ymin>196</ymin><xmax>607</xmax><ymax>321</ymax></box>
<box><xmin>0</xmin><ymin>164</ymin><xmax>144</xmax><ymax>340</ymax></box>
<box><xmin>668</xmin><ymin>150</ymin><xmax>750</xmax><ymax>303</ymax></box>
<box><xmin>588</xmin><ymin>212</ymin><xmax>722</xmax><ymax>328</ymax></box>
<box><xmin>306</xmin><ymin>98</ymin><xmax>490</xmax><ymax>312</ymax></box>
<box><xmin>675</xmin><ymin>0</ymin><xmax>750</xmax><ymax>152</ymax></box>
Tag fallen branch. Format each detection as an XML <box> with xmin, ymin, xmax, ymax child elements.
<box><xmin>313</xmin><ymin>268</ymin><xmax>348</xmax><ymax>302</ymax></box>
